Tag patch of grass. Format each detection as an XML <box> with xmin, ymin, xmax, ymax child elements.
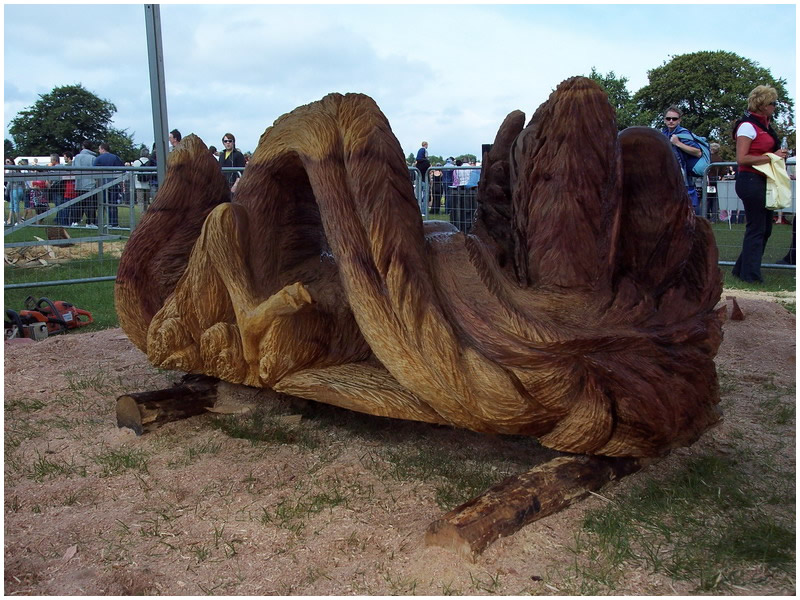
<box><xmin>366</xmin><ymin>444</ymin><xmax>513</xmax><ymax>510</ymax></box>
<box><xmin>260</xmin><ymin>488</ymin><xmax>346</xmax><ymax>534</ymax></box>
<box><xmin>469</xmin><ymin>571</ymin><xmax>503</xmax><ymax>594</ymax></box>
<box><xmin>758</xmin><ymin>387</ymin><xmax>796</xmax><ymax>426</ymax></box>
<box><xmin>210</xmin><ymin>407</ymin><xmax>319</xmax><ymax>449</ymax></box>
<box><xmin>167</xmin><ymin>439</ymin><xmax>222</xmax><ymax>468</ymax></box>
<box><xmin>779</xmin><ymin>301</ymin><xmax>796</xmax><ymax>314</ymax></box>
<box><xmin>64</xmin><ymin>369</ymin><xmax>115</xmax><ymax>394</ymax></box>
<box><xmin>721</xmin><ymin>267</ymin><xmax>796</xmax><ymax>293</ymax></box>
<box><xmin>713</xmin><ymin>221</ymin><xmax>794</xmax><ymax>268</ymax></box>
<box><xmin>188</xmin><ymin>543</ymin><xmax>211</xmax><ymax>563</ymax></box>
<box><xmin>93</xmin><ymin>447</ymin><xmax>148</xmax><ymax>477</ymax></box>
<box><xmin>61</xmin><ymin>491</ymin><xmax>82</xmax><ymax>507</ymax></box>
<box><xmin>5</xmin><ymin>397</ymin><xmax>46</xmax><ymax>413</ymax></box>
<box><xmin>4</xmin><ymin>278</ymin><xmax>119</xmax><ymax>331</ymax></box>
<box><xmin>440</xmin><ymin>581</ymin><xmax>463</xmax><ymax>595</ymax></box>
<box><xmin>716</xmin><ymin>368</ymin><xmax>738</xmax><ymax>397</ymax></box>
<box><xmin>571</xmin><ymin>454</ymin><xmax>794</xmax><ymax>593</ymax></box>
<box><xmin>29</xmin><ymin>452</ymin><xmax>87</xmax><ymax>482</ymax></box>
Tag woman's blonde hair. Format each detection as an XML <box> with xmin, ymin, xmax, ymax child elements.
<box><xmin>747</xmin><ymin>85</ymin><xmax>778</xmax><ymax>113</ymax></box>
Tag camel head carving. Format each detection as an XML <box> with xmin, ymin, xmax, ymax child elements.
<box><xmin>115</xmin><ymin>76</ymin><xmax>724</xmax><ymax>458</ymax></box>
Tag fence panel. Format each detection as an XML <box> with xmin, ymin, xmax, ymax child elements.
<box><xmin>4</xmin><ymin>165</ymin><xmax>154</xmax><ymax>289</ymax></box>
<box><xmin>422</xmin><ymin>165</ymin><xmax>481</xmax><ymax>233</ymax></box>
<box><xmin>700</xmin><ymin>162</ymin><xmax>795</xmax><ymax>268</ymax></box>
<box><xmin>5</xmin><ymin>160</ymin><xmax>794</xmax><ymax>291</ymax></box>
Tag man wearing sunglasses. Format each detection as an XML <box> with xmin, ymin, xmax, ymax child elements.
<box><xmin>662</xmin><ymin>106</ymin><xmax>703</xmax><ymax>212</ymax></box>
<box><xmin>218</xmin><ymin>133</ymin><xmax>246</xmax><ymax>191</ymax></box>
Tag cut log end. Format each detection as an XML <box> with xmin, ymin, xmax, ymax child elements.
<box><xmin>425</xmin><ymin>520</ymin><xmax>477</xmax><ymax>562</ymax></box>
<box><xmin>116</xmin><ymin>395</ymin><xmax>144</xmax><ymax>436</ymax></box>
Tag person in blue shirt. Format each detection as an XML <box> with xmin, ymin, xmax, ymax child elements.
<box><xmin>93</xmin><ymin>142</ymin><xmax>124</xmax><ymax>228</ymax></box>
<box><xmin>661</xmin><ymin>106</ymin><xmax>702</xmax><ymax>213</ymax></box>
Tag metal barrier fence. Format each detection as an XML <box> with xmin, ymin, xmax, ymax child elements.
<box><xmin>4</xmin><ymin>165</ymin><xmax>154</xmax><ymax>289</ymax></box>
<box><xmin>420</xmin><ymin>165</ymin><xmax>481</xmax><ymax>233</ymax></box>
<box><xmin>699</xmin><ymin>161</ymin><xmax>795</xmax><ymax>269</ymax></box>
<box><xmin>4</xmin><ymin>161</ymin><xmax>795</xmax><ymax>291</ymax></box>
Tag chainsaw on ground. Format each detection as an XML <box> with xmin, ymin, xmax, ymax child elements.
<box><xmin>5</xmin><ymin>296</ymin><xmax>94</xmax><ymax>341</ymax></box>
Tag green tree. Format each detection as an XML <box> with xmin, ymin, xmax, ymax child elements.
<box><xmin>633</xmin><ymin>51</ymin><xmax>795</xmax><ymax>152</ymax></box>
<box><xmin>5</xmin><ymin>138</ymin><xmax>15</xmax><ymax>159</ymax></box>
<box><xmin>587</xmin><ymin>67</ymin><xmax>642</xmax><ymax>130</ymax></box>
<box><xmin>104</xmin><ymin>128</ymin><xmax>138</xmax><ymax>163</ymax></box>
<box><xmin>455</xmin><ymin>154</ymin><xmax>477</xmax><ymax>163</ymax></box>
<box><xmin>8</xmin><ymin>84</ymin><xmax>137</xmax><ymax>159</ymax></box>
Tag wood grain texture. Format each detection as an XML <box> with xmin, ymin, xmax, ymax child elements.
<box><xmin>425</xmin><ymin>455</ymin><xmax>649</xmax><ymax>561</ymax></box>
<box><xmin>115</xmin><ymin>77</ymin><xmax>725</xmax><ymax>457</ymax></box>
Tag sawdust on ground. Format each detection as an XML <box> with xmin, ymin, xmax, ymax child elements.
<box><xmin>3</xmin><ymin>295</ymin><xmax>795</xmax><ymax>595</ymax></box>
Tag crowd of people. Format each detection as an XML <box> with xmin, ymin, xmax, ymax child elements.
<box><xmin>414</xmin><ymin>83</ymin><xmax>795</xmax><ymax>279</ymax></box>
<box><xmin>4</xmin><ymin>129</ymin><xmax>250</xmax><ymax>228</ymax></box>
<box><xmin>414</xmin><ymin>144</ymin><xmax>482</xmax><ymax>233</ymax></box>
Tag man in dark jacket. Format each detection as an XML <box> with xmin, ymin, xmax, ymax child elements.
<box><xmin>93</xmin><ymin>142</ymin><xmax>124</xmax><ymax>228</ymax></box>
<box><xmin>219</xmin><ymin>133</ymin><xmax>246</xmax><ymax>191</ymax></box>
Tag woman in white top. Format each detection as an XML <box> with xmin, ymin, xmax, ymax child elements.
<box><xmin>731</xmin><ymin>85</ymin><xmax>788</xmax><ymax>284</ymax></box>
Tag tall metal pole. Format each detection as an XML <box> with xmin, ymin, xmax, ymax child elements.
<box><xmin>144</xmin><ymin>4</ymin><xmax>169</xmax><ymax>184</ymax></box>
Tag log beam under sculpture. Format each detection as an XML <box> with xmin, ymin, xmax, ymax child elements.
<box><xmin>115</xmin><ymin>77</ymin><xmax>724</xmax><ymax>458</ymax></box>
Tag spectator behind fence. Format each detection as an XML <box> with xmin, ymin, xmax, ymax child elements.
<box><xmin>661</xmin><ymin>106</ymin><xmax>702</xmax><ymax>213</ymax></box>
<box><xmin>93</xmin><ymin>142</ymin><xmax>124</xmax><ymax>228</ymax></box>
<box><xmin>443</xmin><ymin>157</ymin><xmax>456</xmax><ymax>219</ymax></box>
<box><xmin>429</xmin><ymin>166</ymin><xmax>443</xmax><ymax>214</ymax></box>
<box><xmin>415</xmin><ymin>141</ymin><xmax>431</xmax><ymax>205</ymax></box>
<box><xmin>61</xmin><ymin>151</ymin><xmax>78</xmax><ymax>226</ymax></box>
<box><xmin>169</xmin><ymin>129</ymin><xmax>182</xmax><ymax>151</ymax></box>
<box><xmin>48</xmin><ymin>153</ymin><xmax>70</xmax><ymax>227</ymax></box>
<box><xmin>25</xmin><ymin>160</ymin><xmax>49</xmax><ymax>220</ymax></box>
<box><xmin>731</xmin><ymin>85</ymin><xmax>788</xmax><ymax>284</ymax></box>
<box><xmin>5</xmin><ymin>158</ymin><xmax>23</xmax><ymax>225</ymax></box>
<box><xmin>449</xmin><ymin>159</ymin><xmax>473</xmax><ymax>231</ymax></box>
<box><xmin>132</xmin><ymin>147</ymin><xmax>154</xmax><ymax>211</ymax></box>
<box><xmin>72</xmin><ymin>140</ymin><xmax>97</xmax><ymax>226</ymax></box>
<box><xmin>219</xmin><ymin>133</ymin><xmax>246</xmax><ymax>191</ymax></box>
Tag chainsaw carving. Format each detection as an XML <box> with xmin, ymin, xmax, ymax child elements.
<box><xmin>116</xmin><ymin>77</ymin><xmax>724</xmax><ymax>458</ymax></box>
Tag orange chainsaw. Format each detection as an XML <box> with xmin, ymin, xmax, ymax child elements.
<box><xmin>5</xmin><ymin>296</ymin><xmax>93</xmax><ymax>340</ymax></box>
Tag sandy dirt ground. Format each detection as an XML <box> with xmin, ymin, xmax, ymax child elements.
<box><xmin>3</xmin><ymin>294</ymin><xmax>795</xmax><ymax>595</ymax></box>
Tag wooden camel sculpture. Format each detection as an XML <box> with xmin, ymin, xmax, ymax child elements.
<box><xmin>116</xmin><ymin>76</ymin><xmax>724</xmax><ymax>459</ymax></box>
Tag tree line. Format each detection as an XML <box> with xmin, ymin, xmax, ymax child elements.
<box><xmin>6</xmin><ymin>51</ymin><xmax>795</xmax><ymax>166</ymax></box>
<box><xmin>588</xmin><ymin>50</ymin><xmax>794</xmax><ymax>160</ymax></box>
<box><xmin>6</xmin><ymin>84</ymin><xmax>140</xmax><ymax>163</ymax></box>
<box><xmin>404</xmin><ymin>51</ymin><xmax>794</xmax><ymax>164</ymax></box>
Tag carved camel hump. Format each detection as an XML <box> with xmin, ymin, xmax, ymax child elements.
<box><xmin>115</xmin><ymin>77</ymin><xmax>724</xmax><ymax>458</ymax></box>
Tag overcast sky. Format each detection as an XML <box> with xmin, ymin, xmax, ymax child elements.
<box><xmin>3</xmin><ymin>2</ymin><xmax>797</xmax><ymax>160</ymax></box>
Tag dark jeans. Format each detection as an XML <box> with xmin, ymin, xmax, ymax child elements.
<box><xmin>102</xmin><ymin>188</ymin><xmax>119</xmax><ymax>227</ymax></box>
<box><xmin>450</xmin><ymin>187</ymin><xmax>477</xmax><ymax>233</ymax></box>
<box><xmin>52</xmin><ymin>193</ymin><xmax>69</xmax><ymax>226</ymax></box>
<box><xmin>732</xmin><ymin>171</ymin><xmax>772</xmax><ymax>283</ymax></box>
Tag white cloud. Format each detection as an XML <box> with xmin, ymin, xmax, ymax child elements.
<box><xmin>4</xmin><ymin>4</ymin><xmax>796</xmax><ymax>159</ymax></box>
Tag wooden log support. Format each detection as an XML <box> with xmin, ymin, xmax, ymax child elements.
<box><xmin>116</xmin><ymin>374</ymin><xmax>219</xmax><ymax>435</ymax></box>
<box><xmin>425</xmin><ymin>454</ymin><xmax>651</xmax><ymax>562</ymax></box>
